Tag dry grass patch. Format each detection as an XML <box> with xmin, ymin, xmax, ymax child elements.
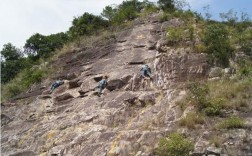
<box><xmin>179</xmin><ymin>112</ymin><xmax>205</xmax><ymax>129</ymax></box>
<box><xmin>216</xmin><ymin>116</ymin><xmax>245</xmax><ymax>129</ymax></box>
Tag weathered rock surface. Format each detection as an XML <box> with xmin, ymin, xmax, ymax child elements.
<box><xmin>1</xmin><ymin>13</ymin><xmax>251</xmax><ymax>156</ymax></box>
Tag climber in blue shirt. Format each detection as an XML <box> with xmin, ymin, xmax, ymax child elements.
<box><xmin>97</xmin><ymin>75</ymin><xmax>108</xmax><ymax>95</ymax></box>
<box><xmin>140</xmin><ymin>64</ymin><xmax>152</xmax><ymax>80</ymax></box>
<box><xmin>50</xmin><ymin>79</ymin><xmax>64</xmax><ymax>93</ymax></box>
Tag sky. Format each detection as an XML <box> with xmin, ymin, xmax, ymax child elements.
<box><xmin>0</xmin><ymin>0</ymin><xmax>252</xmax><ymax>50</ymax></box>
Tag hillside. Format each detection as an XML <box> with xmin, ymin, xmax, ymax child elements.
<box><xmin>1</xmin><ymin>11</ymin><xmax>252</xmax><ymax>156</ymax></box>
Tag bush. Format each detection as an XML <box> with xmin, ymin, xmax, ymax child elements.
<box><xmin>179</xmin><ymin>112</ymin><xmax>205</xmax><ymax>129</ymax></box>
<box><xmin>156</xmin><ymin>133</ymin><xmax>193</xmax><ymax>156</ymax></box>
<box><xmin>4</xmin><ymin>83</ymin><xmax>22</xmax><ymax>99</ymax></box>
<box><xmin>216</xmin><ymin>116</ymin><xmax>245</xmax><ymax>129</ymax></box>
<box><xmin>204</xmin><ymin>98</ymin><xmax>226</xmax><ymax>116</ymax></box>
<box><xmin>194</xmin><ymin>44</ymin><xmax>206</xmax><ymax>53</ymax></box>
<box><xmin>167</xmin><ymin>27</ymin><xmax>183</xmax><ymax>44</ymax></box>
<box><xmin>203</xmin><ymin>24</ymin><xmax>232</xmax><ymax>67</ymax></box>
<box><xmin>21</xmin><ymin>68</ymin><xmax>46</xmax><ymax>88</ymax></box>
<box><xmin>1</xmin><ymin>65</ymin><xmax>49</xmax><ymax>101</ymax></box>
<box><xmin>188</xmin><ymin>82</ymin><xmax>209</xmax><ymax>109</ymax></box>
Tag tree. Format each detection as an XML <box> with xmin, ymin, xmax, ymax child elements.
<box><xmin>203</xmin><ymin>5</ymin><xmax>212</xmax><ymax>21</ymax></box>
<box><xmin>1</xmin><ymin>43</ymin><xmax>24</xmax><ymax>83</ymax></box>
<box><xmin>101</xmin><ymin>5</ymin><xmax>118</xmax><ymax>21</ymax></box>
<box><xmin>68</xmin><ymin>12</ymin><xmax>109</xmax><ymax>40</ymax></box>
<box><xmin>204</xmin><ymin>24</ymin><xmax>232</xmax><ymax>67</ymax></box>
<box><xmin>111</xmin><ymin>0</ymin><xmax>144</xmax><ymax>24</ymax></box>
<box><xmin>1</xmin><ymin>43</ymin><xmax>23</xmax><ymax>61</ymax></box>
<box><xmin>219</xmin><ymin>9</ymin><xmax>238</xmax><ymax>26</ymax></box>
<box><xmin>24</xmin><ymin>32</ymin><xmax>68</xmax><ymax>60</ymax></box>
<box><xmin>158</xmin><ymin>0</ymin><xmax>175</xmax><ymax>12</ymax></box>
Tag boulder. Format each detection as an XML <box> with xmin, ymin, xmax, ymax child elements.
<box><xmin>106</xmin><ymin>79</ymin><xmax>127</xmax><ymax>91</ymax></box>
<box><xmin>54</xmin><ymin>93</ymin><xmax>74</xmax><ymax>102</ymax></box>
<box><xmin>206</xmin><ymin>146</ymin><xmax>223</xmax><ymax>156</ymax></box>
<box><xmin>138</xmin><ymin>92</ymin><xmax>158</xmax><ymax>107</ymax></box>
<box><xmin>69</xmin><ymin>79</ymin><xmax>82</xmax><ymax>89</ymax></box>
<box><xmin>209</xmin><ymin>67</ymin><xmax>223</xmax><ymax>78</ymax></box>
<box><xmin>93</xmin><ymin>75</ymin><xmax>103</xmax><ymax>82</ymax></box>
<box><xmin>66</xmin><ymin>73</ymin><xmax>78</xmax><ymax>80</ymax></box>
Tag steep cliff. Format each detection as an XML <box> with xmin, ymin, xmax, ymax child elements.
<box><xmin>1</xmin><ymin>13</ymin><xmax>252</xmax><ymax>156</ymax></box>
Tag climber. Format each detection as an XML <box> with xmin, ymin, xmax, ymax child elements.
<box><xmin>140</xmin><ymin>64</ymin><xmax>152</xmax><ymax>80</ymax></box>
<box><xmin>96</xmin><ymin>75</ymin><xmax>108</xmax><ymax>96</ymax></box>
<box><xmin>49</xmin><ymin>79</ymin><xmax>64</xmax><ymax>93</ymax></box>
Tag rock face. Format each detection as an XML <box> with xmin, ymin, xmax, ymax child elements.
<box><xmin>1</xmin><ymin>13</ymin><xmax>251</xmax><ymax>156</ymax></box>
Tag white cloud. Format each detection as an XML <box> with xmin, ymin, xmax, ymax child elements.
<box><xmin>0</xmin><ymin>0</ymin><xmax>124</xmax><ymax>49</ymax></box>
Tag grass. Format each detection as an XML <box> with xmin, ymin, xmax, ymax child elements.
<box><xmin>179</xmin><ymin>112</ymin><xmax>205</xmax><ymax>129</ymax></box>
<box><xmin>216</xmin><ymin>116</ymin><xmax>245</xmax><ymax>129</ymax></box>
<box><xmin>186</xmin><ymin>75</ymin><xmax>252</xmax><ymax>116</ymax></box>
<box><xmin>210</xmin><ymin>135</ymin><xmax>223</xmax><ymax>147</ymax></box>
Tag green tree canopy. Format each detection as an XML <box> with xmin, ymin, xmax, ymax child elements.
<box><xmin>24</xmin><ymin>32</ymin><xmax>68</xmax><ymax>60</ymax></box>
<box><xmin>1</xmin><ymin>43</ymin><xmax>24</xmax><ymax>83</ymax></box>
<box><xmin>158</xmin><ymin>0</ymin><xmax>175</xmax><ymax>12</ymax></box>
<box><xmin>101</xmin><ymin>5</ymin><xmax>118</xmax><ymax>21</ymax></box>
<box><xmin>68</xmin><ymin>12</ymin><xmax>109</xmax><ymax>40</ymax></box>
<box><xmin>1</xmin><ymin>43</ymin><xmax>23</xmax><ymax>61</ymax></box>
<box><xmin>204</xmin><ymin>24</ymin><xmax>232</xmax><ymax>67</ymax></box>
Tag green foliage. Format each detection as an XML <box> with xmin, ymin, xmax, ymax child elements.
<box><xmin>143</xmin><ymin>0</ymin><xmax>159</xmax><ymax>11</ymax></box>
<box><xmin>203</xmin><ymin>5</ymin><xmax>212</xmax><ymax>21</ymax></box>
<box><xmin>179</xmin><ymin>112</ymin><xmax>205</xmax><ymax>129</ymax></box>
<box><xmin>158</xmin><ymin>0</ymin><xmax>175</xmax><ymax>12</ymax></box>
<box><xmin>210</xmin><ymin>135</ymin><xmax>223</xmax><ymax>147</ymax></box>
<box><xmin>21</xmin><ymin>68</ymin><xmax>47</xmax><ymax>87</ymax></box>
<box><xmin>188</xmin><ymin>82</ymin><xmax>224</xmax><ymax>116</ymax></box>
<box><xmin>216</xmin><ymin>116</ymin><xmax>245</xmax><ymax>129</ymax></box>
<box><xmin>188</xmin><ymin>82</ymin><xmax>209</xmax><ymax>109</ymax></box>
<box><xmin>1</xmin><ymin>43</ymin><xmax>23</xmax><ymax>60</ymax></box>
<box><xmin>1</xmin><ymin>66</ymin><xmax>49</xmax><ymax>100</ymax></box>
<box><xmin>1</xmin><ymin>43</ymin><xmax>24</xmax><ymax>83</ymax></box>
<box><xmin>101</xmin><ymin>5</ymin><xmax>117</xmax><ymax>21</ymax></box>
<box><xmin>111</xmin><ymin>0</ymin><xmax>144</xmax><ymax>24</ymax></box>
<box><xmin>156</xmin><ymin>133</ymin><xmax>193</xmax><ymax>156</ymax></box>
<box><xmin>204</xmin><ymin>98</ymin><xmax>225</xmax><ymax>116</ymax></box>
<box><xmin>189</xmin><ymin>25</ymin><xmax>194</xmax><ymax>40</ymax></box>
<box><xmin>194</xmin><ymin>44</ymin><xmax>206</xmax><ymax>53</ymax></box>
<box><xmin>219</xmin><ymin>9</ymin><xmax>238</xmax><ymax>26</ymax></box>
<box><xmin>68</xmin><ymin>12</ymin><xmax>109</xmax><ymax>40</ymax></box>
<box><xmin>238</xmin><ymin>61</ymin><xmax>252</xmax><ymax>79</ymax></box>
<box><xmin>24</xmin><ymin>32</ymin><xmax>68</xmax><ymax>60</ymax></box>
<box><xmin>203</xmin><ymin>23</ymin><xmax>232</xmax><ymax>67</ymax></box>
<box><xmin>3</xmin><ymin>83</ymin><xmax>22</xmax><ymax>98</ymax></box>
<box><xmin>237</xmin><ymin>28</ymin><xmax>252</xmax><ymax>56</ymax></box>
<box><xmin>167</xmin><ymin>27</ymin><xmax>183</xmax><ymax>44</ymax></box>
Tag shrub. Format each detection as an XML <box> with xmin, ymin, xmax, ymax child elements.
<box><xmin>203</xmin><ymin>23</ymin><xmax>232</xmax><ymax>67</ymax></box>
<box><xmin>3</xmin><ymin>83</ymin><xmax>22</xmax><ymax>99</ymax></box>
<box><xmin>188</xmin><ymin>26</ymin><xmax>194</xmax><ymax>41</ymax></box>
<box><xmin>1</xmin><ymin>65</ymin><xmax>49</xmax><ymax>101</ymax></box>
<box><xmin>204</xmin><ymin>98</ymin><xmax>226</xmax><ymax>116</ymax></box>
<box><xmin>179</xmin><ymin>112</ymin><xmax>205</xmax><ymax>129</ymax></box>
<box><xmin>194</xmin><ymin>44</ymin><xmax>207</xmax><ymax>53</ymax></box>
<box><xmin>156</xmin><ymin>133</ymin><xmax>193</xmax><ymax>156</ymax></box>
<box><xmin>210</xmin><ymin>135</ymin><xmax>223</xmax><ymax>147</ymax></box>
<box><xmin>22</xmin><ymin>69</ymin><xmax>46</xmax><ymax>87</ymax></box>
<box><xmin>167</xmin><ymin>27</ymin><xmax>183</xmax><ymax>44</ymax></box>
<box><xmin>216</xmin><ymin>116</ymin><xmax>245</xmax><ymax>129</ymax></box>
<box><xmin>188</xmin><ymin>82</ymin><xmax>209</xmax><ymax>109</ymax></box>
